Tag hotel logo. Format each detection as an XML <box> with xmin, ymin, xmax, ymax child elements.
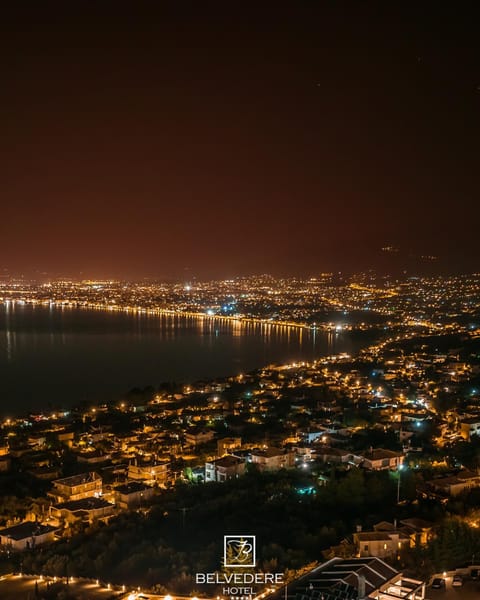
<box><xmin>224</xmin><ymin>535</ymin><xmax>256</xmax><ymax>568</ymax></box>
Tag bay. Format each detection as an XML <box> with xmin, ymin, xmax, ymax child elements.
<box><xmin>0</xmin><ymin>302</ymin><xmax>359</xmax><ymax>414</ymax></box>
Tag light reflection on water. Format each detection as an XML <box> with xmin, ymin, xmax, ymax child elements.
<box><xmin>0</xmin><ymin>302</ymin><xmax>357</xmax><ymax>413</ymax></box>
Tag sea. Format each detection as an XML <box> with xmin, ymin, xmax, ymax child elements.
<box><xmin>0</xmin><ymin>302</ymin><xmax>361</xmax><ymax>415</ymax></box>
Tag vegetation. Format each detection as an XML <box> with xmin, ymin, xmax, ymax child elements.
<box><xmin>400</xmin><ymin>516</ymin><xmax>480</xmax><ymax>577</ymax></box>
<box><xmin>19</xmin><ymin>468</ymin><xmax>399</xmax><ymax>592</ymax></box>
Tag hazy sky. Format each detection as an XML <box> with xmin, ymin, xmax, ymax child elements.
<box><xmin>1</xmin><ymin>2</ymin><xmax>479</xmax><ymax>279</ymax></box>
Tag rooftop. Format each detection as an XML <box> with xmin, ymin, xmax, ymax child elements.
<box><xmin>292</xmin><ymin>557</ymin><xmax>420</xmax><ymax>600</ymax></box>
<box><xmin>209</xmin><ymin>455</ymin><xmax>244</xmax><ymax>468</ymax></box>
<box><xmin>251</xmin><ymin>447</ymin><xmax>288</xmax><ymax>458</ymax></box>
<box><xmin>53</xmin><ymin>472</ymin><xmax>101</xmax><ymax>487</ymax></box>
<box><xmin>55</xmin><ymin>497</ymin><xmax>113</xmax><ymax>512</ymax></box>
<box><xmin>294</xmin><ymin>557</ymin><xmax>396</xmax><ymax>599</ymax></box>
<box><xmin>355</xmin><ymin>531</ymin><xmax>409</xmax><ymax>542</ymax></box>
<box><xmin>363</xmin><ymin>449</ymin><xmax>403</xmax><ymax>460</ymax></box>
<box><xmin>114</xmin><ymin>481</ymin><xmax>153</xmax><ymax>494</ymax></box>
<box><xmin>0</xmin><ymin>522</ymin><xmax>58</xmax><ymax>541</ymax></box>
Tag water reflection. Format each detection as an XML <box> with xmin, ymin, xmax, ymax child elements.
<box><xmin>0</xmin><ymin>302</ymin><xmax>355</xmax><ymax>412</ymax></box>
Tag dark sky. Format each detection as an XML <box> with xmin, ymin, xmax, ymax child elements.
<box><xmin>1</xmin><ymin>2</ymin><xmax>479</xmax><ymax>279</ymax></box>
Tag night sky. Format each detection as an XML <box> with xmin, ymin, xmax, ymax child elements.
<box><xmin>1</xmin><ymin>2</ymin><xmax>479</xmax><ymax>279</ymax></box>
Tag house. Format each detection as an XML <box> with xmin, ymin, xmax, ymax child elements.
<box><xmin>114</xmin><ymin>481</ymin><xmax>155</xmax><ymax>509</ymax></box>
<box><xmin>460</xmin><ymin>417</ymin><xmax>480</xmax><ymax>440</ymax></box>
<box><xmin>28</xmin><ymin>433</ymin><xmax>46</xmax><ymax>448</ymax></box>
<box><xmin>294</xmin><ymin>444</ymin><xmax>316</xmax><ymax>460</ymax></box>
<box><xmin>355</xmin><ymin>518</ymin><xmax>434</xmax><ymax>559</ymax></box>
<box><xmin>128</xmin><ymin>459</ymin><xmax>169</xmax><ymax>484</ymax></box>
<box><xmin>0</xmin><ymin>522</ymin><xmax>58</xmax><ymax>551</ymax></box>
<box><xmin>217</xmin><ymin>437</ymin><xmax>241</xmax><ymax>457</ymax></box>
<box><xmin>354</xmin><ymin>531</ymin><xmax>409</xmax><ymax>559</ymax></box>
<box><xmin>250</xmin><ymin>447</ymin><xmax>295</xmax><ymax>471</ymax></box>
<box><xmin>0</xmin><ymin>444</ymin><xmax>9</xmax><ymax>456</ymax></box>
<box><xmin>77</xmin><ymin>450</ymin><xmax>111</xmax><ymax>465</ymax></box>
<box><xmin>316</xmin><ymin>446</ymin><xmax>357</xmax><ymax>464</ymax></box>
<box><xmin>57</xmin><ymin>429</ymin><xmax>74</xmax><ymax>446</ymax></box>
<box><xmin>302</xmin><ymin>429</ymin><xmax>329</xmax><ymax>443</ymax></box>
<box><xmin>205</xmin><ymin>455</ymin><xmax>245</xmax><ymax>482</ymax></box>
<box><xmin>360</xmin><ymin>449</ymin><xmax>404</xmax><ymax>471</ymax></box>
<box><xmin>428</xmin><ymin>470</ymin><xmax>480</xmax><ymax>496</ymax></box>
<box><xmin>49</xmin><ymin>472</ymin><xmax>102</xmax><ymax>503</ymax></box>
<box><xmin>353</xmin><ymin>518</ymin><xmax>433</xmax><ymax>558</ymax></box>
<box><xmin>185</xmin><ymin>428</ymin><xmax>215</xmax><ymax>447</ymax></box>
<box><xmin>397</xmin><ymin>518</ymin><xmax>434</xmax><ymax>546</ymax></box>
<box><xmin>52</xmin><ymin>497</ymin><xmax>115</xmax><ymax>524</ymax></box>
<box><xmin>0</xmin><ymin>455</ymin><xmax>11</xmax><ymax>472</ymax></box>
<box><xmin>27</xmin><ymin>466</ymin><xmax>61</xmax><ymax>480</ymax></box>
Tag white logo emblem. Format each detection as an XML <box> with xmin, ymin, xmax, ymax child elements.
<box><xmin>224</xmin><ymin>535</ymin><xmax>256</xmax><ymax>568</ymax></box>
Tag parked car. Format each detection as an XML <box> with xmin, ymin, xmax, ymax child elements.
<box><xmin>431</xmin><ymin>578</ymin><xmax>446</xmax><ymax>589</ymax></box>
<box><xmin>452</xmin><ymin>574</ymin><xmax>463</xmax><ymax>587</ymax></box>
<box><xmin>471</xmin><ymin>568</ymin><xmax>479</xmax><ymax>580</ymax></box>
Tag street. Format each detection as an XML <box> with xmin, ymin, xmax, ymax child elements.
<box><xmin>428</xmin><ymin>578</ymin><xmax>480</xmax><ymax>600</ymax></box>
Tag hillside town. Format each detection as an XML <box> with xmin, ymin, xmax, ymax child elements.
<box><xmin>1</xmin><ymin>311</ymin><xmax>480</xmax><ymax>596</ymax></box>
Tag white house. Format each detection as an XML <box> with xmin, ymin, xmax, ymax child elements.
<box><xmin>0</xmin><ymin>522</ymin><xmax>58</xmax><ymax>551</ymax></box>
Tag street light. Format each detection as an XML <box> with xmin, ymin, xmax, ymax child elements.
<box><xmin>397</xmin><ymin>463</ymin><xmax>405</xmax><ymax>504</ymax></box>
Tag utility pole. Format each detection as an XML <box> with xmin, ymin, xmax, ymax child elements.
<box><xmin>176</xmin><ymin>506</ymin><xmax>191</xmax><ymax>531</ymax></box>
<box><xmin>397</xmin><ymin>463</ymin><xmax>404</xmax><ymax>504</ymax></box>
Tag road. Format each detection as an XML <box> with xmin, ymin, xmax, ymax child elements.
<box><xmin>428</xmin><ymin>578</ymin><xmax>480</xmax><ymax>600</ymax></box>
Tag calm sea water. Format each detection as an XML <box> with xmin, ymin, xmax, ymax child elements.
<box><xmin>0</xmin><ymin>303</ymin><xmax>359</xmax><ymax>414</ymax></box>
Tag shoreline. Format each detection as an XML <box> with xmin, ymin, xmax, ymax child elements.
<box><xmin>0</xmin><ymin>302</ymin><xmax>364</xmax><ymax>417</ymax></box>
<box><xmin>1</xmin><ymin>298</ymin><xmax>339</xmax><ymax>333</ymax></box>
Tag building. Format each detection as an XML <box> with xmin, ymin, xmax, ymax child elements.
<box><xmin>0</xmin><ymin>455</ymin><xmax>11</xmax><ymax>472</ymax></box>
<box><xmin>294</xmin><ymin>444</ymin><xmax>317</xmax><ymax>461</ymax></box>
<box><xmin>57</xmin><ymin>429</ymin><xmax>74</xmax><ymax>446</ymax></box>
<box><xmin>292</xmin><ymin>557</ymin><xmax>426</xmax><ymax>600</ymax></box>
<box><xmin>205</xmin><ymin>455</ymin><xmax>245</xmax><ymax>482</ymax></box>
<box><xmin>0</xmin><ymin>522</ymin><xmax>58</xmax><ymax>551</ymax></box>
<box><xmin>460</xmin><ymin>416</ymin><xmax>480</xmax><ymax>440</ymax></box>
<box><xmin>428</xmin><ymin>470</ymin><xmax>480</xmax><ymax>496</ymax></box>
<box><xmin>185</xmin><ymin>428</ymin><xmax>215</xmax><ymax>447</ymax></box>
<box><xmin>27</xmin><ymin>466</ymin><xmax>60</xmax><ymax>480</ymax></box>
<box><xmin>52</xmin><ymin>497</ymin><xmax>114</xmax><ymax>524</ymax></box>
<box><xmin>316</xmin><ymin>446</ymin><xmax>357</xmax><ymax>464</ymax></box>
<box><xmin>49</xmin><ymin>472</ymin><xmax>102</xmax><ymax>503</ymax></box>
<box><xmin>360</xmin><ymin>449</ymin><xmax>404</xmax><ymax>471</ymax></box>
<box><xmin>395</xmin><ymin>518</ymin><xmax>434</xmax><ymax>547</ymax></box>
<box><xmin>250</xmin><ymin>447</ymin><xmax>295</xmax><ymax>471</ymax></box>
<box><xmin>302</xmin><ymin>429</ymin><xmax>329</xmax><ymax>443</ymax></box>
<box><xmin>77</xmin><ymin>450</ymin><xmax>111</xmax><ymax>465</ymax></box>
<box><xmin>354</xmin><ymin>519</ymin><xmax>434</xmax><ymax>559</ymax></box>
<box><xmin>354</xmin><ymin>531</ymin><xmax>409</xmax><ymax>559</ymax></box>
<box><xmin>128</xmin><ymin>459</ymin><xmax>169</xmax><ymax>484</ymax></box>
<box><xmin>114</xmin><ymin>481</ymin><xmax>155</xmax><ymax>509</ymax></box>
<box><xmin>217</xmin><ymin>437</ymin><xmax>242</xmax><ymax>457</ymax></box>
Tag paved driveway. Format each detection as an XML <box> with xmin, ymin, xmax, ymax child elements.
<box><xmin>428</xmin><ymin>578</ymin><xmax>480</xmax><ymax>600</ymax></box>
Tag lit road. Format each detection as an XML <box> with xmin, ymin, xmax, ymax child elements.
<box><xmin>0</xmin><ymin>574</ymin><xmax>124</xmax><ymax>599</ymax></box>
